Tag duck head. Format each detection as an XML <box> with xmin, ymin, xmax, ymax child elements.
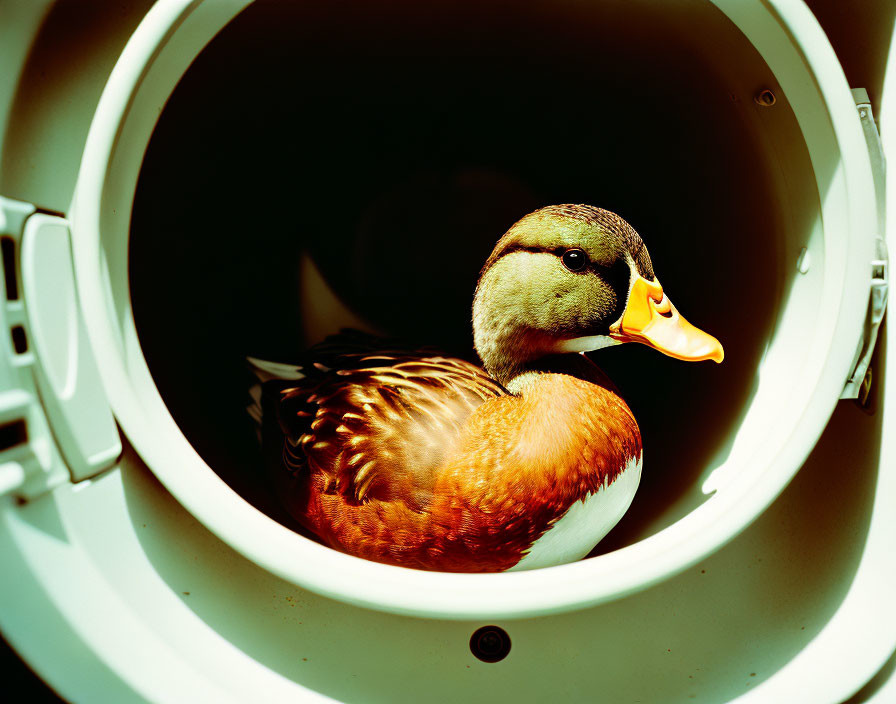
<box><xmin>472</xmin><ymin>204</ymin><xmax>723</xmax><ymax>387</ymax></box>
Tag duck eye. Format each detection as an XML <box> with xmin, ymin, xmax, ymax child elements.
<box><xmin>561</xmin><ymin>248</ymin><xmax>588</xmax><ymax>272</ymax></box>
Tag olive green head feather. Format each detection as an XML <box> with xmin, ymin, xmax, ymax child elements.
<box><xmin>473</xmin><ymin>204</ymin><xmax>654</xmax><ymax>386</ymax></box>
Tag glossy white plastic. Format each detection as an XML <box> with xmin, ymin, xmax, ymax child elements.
<box><xmin>69</xmin><ymin>0</ymin><xmax>878</xmax><ymax>620</ymax></box>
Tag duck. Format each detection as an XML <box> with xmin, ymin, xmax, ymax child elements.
<box><xmin>248</xmin><ymin>204</ymin><xmax>723</xmax><ymax>573</ymax></box>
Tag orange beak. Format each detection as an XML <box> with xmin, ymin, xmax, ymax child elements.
<box><xmin>609</xmin><ymin>275</ymin><xmax>724</xmax><ymax>363</ymax></box>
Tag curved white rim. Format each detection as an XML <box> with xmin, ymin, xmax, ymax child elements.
<box><xmin>70</xmin><ymin>0</ymin><xmax>876</xmax><ymax>620</ymax></box>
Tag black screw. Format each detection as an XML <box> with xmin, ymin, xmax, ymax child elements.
<box><xmin>470</xmin><ymin>625</ymin><xmax>511</xmax><ymax>663</ymax></box>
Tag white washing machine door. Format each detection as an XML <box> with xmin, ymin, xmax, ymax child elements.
<box><xmin>1</xmin><ymin>1</ymin><xmax>895</xmax><ymax>702</ymax></box>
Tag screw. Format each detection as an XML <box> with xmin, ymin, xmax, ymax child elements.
<box><xmin>754</xmin><ymin>89</ymin><xmax>776</xmax><ymax>107</ymax></box>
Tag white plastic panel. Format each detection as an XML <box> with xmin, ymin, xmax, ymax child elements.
<box><xmin>0</xmin><ymin>387</ymin><xmax>891</xmax><ymax>704</ymax></box>
<box><xmin>69</xmin><ymin>0</ymin><xmax>879</xmax><ymax>620</ymax></box>
<box><xmin>21</xmin><ymin>214</ymin><xmax>120</xmax><ymax>481</ymax></box>
<box><xmin>0</xmin><ymin>0</ymin><xmax>892</xmax><ymax>702</ymax></box>
<box><xmin>0</xmin><ymin>197</ymin><xmax>73</xmax><ymax>499</ymax></box>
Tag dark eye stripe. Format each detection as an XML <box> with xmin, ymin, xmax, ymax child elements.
<box><xmin>483</xmin><ymin>243</ymin><xmax>617</xmax><ymax>276</ymax></box>
<box><xmin>479</xmin><ymin>243</ymin><xmax>552</xmax><ymax>277</ymax></box>
<box><xmin>481</xmin><ymin>243</ymin><xmax>635</xmax><ymax>289</ymax></box>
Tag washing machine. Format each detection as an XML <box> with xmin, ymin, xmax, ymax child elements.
<box><xmin>1</xmin><ymin>0</ymin><xmax>894</xmax><ymax>701</ymax></box>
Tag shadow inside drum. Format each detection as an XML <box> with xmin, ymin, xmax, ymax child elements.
<box><xmin>131</xmin><ymin>0</ymin><xmax>805</xmax><ymax>554</ymax></box>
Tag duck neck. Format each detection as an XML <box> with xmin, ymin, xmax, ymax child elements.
<box><xmin>473</xmin><ymin>322</ymin><xmax>551</xmax><ymax>390</ymax></box>
<box><xmin>475</xmin><ymin>325</ymin><xmax>609</xmax><ymax>394</ymax></box>
<box><xmin>472</xmin><ymin>286</ymin><xmax>612</xmax><ymax>391</ymax></box>
<box><xmin>502</xmin><ymin>353</ymin><xmax>611</xmax><ymax>395</ymax></box>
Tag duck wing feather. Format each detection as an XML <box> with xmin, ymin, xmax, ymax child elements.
<box><xmin>254</xmin><ymin>330</ymin><xmax>505</xmax><ymax>512</ymax></box>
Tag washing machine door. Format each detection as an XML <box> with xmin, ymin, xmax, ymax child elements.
<box><xmin>69</xmin><ymin>0</ymin><xmax>887</xmax><ymax>619</ymax></box>
<box><xmin>1</xmin><ymin>1</ymin><xmax>895</xmax><ymax>703</ymax></box>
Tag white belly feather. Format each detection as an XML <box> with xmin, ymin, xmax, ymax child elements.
<box><xmin>507</xmin><ymin>454</ymin><xmax>642</xmax><ymax>571</ymax></box>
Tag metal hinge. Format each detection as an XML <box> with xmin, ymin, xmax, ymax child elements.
<box><xmin>842</xmin><ymin>90</ymin><xmax>888</xmax><ymax>404</ymax></box>
<box><xmin>0</xmin><ymin>195</ymin><xmax>121</xmax><ymax>500</ymax></box>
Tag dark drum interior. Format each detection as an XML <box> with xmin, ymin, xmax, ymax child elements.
<box><xmin>130</xmin><ymin>0</ymin><xmax>799</xmax><ymax>557</ymax></box>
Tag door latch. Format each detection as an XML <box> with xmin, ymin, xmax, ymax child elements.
<box><xmin>842</xmin><ymin>89</ymin><xmax>888</xmax><ymax>405</ymax></box>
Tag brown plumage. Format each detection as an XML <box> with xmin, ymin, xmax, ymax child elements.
<box><xmin>257</xmin><ymin>337</ymin><xmax>640</xmax><ymax>572</ymax></box>
<box><xmin>251</xmin><ymin>204</ymin><xmax>722</xmax><ymax>572</ymax></box>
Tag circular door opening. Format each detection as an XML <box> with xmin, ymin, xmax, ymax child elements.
<box><xmin>131</xmin><ymin>0</ymin><xmax>780</xmax><ymax>545</ymax></box>
<box><xmin>74</xmin><ymin>0</ymin><xmax>875</xmax><ymax>617</ymax></box>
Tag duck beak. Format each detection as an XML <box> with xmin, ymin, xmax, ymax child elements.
<box><xmin>609</xmin><ymin>275</ymin><xmax>724</xmax><ymax>363</ymax></box>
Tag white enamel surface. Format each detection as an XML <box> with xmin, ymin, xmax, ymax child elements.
<box><xmin>510</xmin><ymin>455</ymin><xmax>642</xmax><ymax>571</ymax></box>
<box><xmin>67</xmin><ymin>0</ymin><xmax>878</xmax><ymax>621</ymax></box>
<box><xmin>3</xmin><ymin>2</ymin><xmax>895</xmax><ymax>703</ymax></box>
